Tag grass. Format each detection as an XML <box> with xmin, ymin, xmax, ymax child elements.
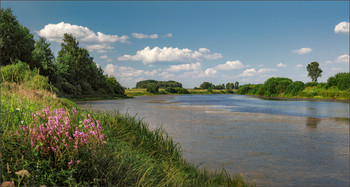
<box><xmin>1</xmin><ymin>82</ymin><xmax>251</xmax><ymax>186</ymax></box>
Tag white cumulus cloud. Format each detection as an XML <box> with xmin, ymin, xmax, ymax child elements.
<box><xmin>334</xmin><ymin>22</ymin><xmax>349</xmax><ymax>34</ymax></box>
<box><xmin>336</xmin><ymin>54</ymin><xmax>349</xmax><ymax>63</ymax></box>
<box><xmin>240</xmin><ymin>68</ymin><xmax>256</xmax><ymax>77</ymax></box>
<box><xmin>105</xmin><ymin>64</ymin><xmax>158</xmax><ymax>78</ymax></box>
<box><xmin>167</xmin><ymin>62</ymin><xmax>202</xmax><ymax>72</ymax></box>
<box><xmin>204</xmin><ymin>68</ymin><xmax>217</xmax><ymax>77</ymax></box>
<box><xmin>100</xmin><ymin>55</ymin><xmax>108</xmax><ymax>59</ymax></box>
<box><xmin>277</xmin><ymin>63</ymin><xmax>287</xmax><ymax>67</ymax></box>
<box><xmin>37</xmin><ymin>22</ymin><xmax>129</xmax><ymax>52</ymax></box>
<box><xmin>295</xmin><ymin>64</ymin><xmax>303</xmax><ymax>68</ymax></box>
<box><xmin>215</xmin><ymin>60</ymin><xmax>245</xmax><ymax>70</ymax></box>
<box><xmin>131</xmin><ymin>33</ymin><xmax>159</xmax><ymax>39</ymax></box>
<box><xmin>118</xmin><ymin>46</ymin><xmax>223</xmax><ymax>64</ymax></box>
<box><xmin>292</xmin><ymin>48</ymin><xmax>312</xmax><ymax>55</ymax></box>
<box><xmin>257</xmin><ymin>68</ymin><xmax>277</xmax><ymax>73</ymax></box>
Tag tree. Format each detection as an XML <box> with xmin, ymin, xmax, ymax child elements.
<box><xmin>32</xmin><ymin>37</ymin><xmax>57</xmax><ymax>83</ymax></box>
<box><xmin>200</xmin><ymin>82</ymin><xmax>214</xmax><ymax>89</ymax></box>
<box><xmin>234</xmin><ymin>81</ymin><xmax>239</xmax><ymax>89</ymax></box>
<box><xmin>146</xmin><ymin>83</ymin><xmax>159</xmax><ymax>93</ymax></box>
<box><xmin>0</xmin><ymin>8</ymin><xmax>35</xmax><ymax>66</ymax></box>
<box><xmin>307</xmin><ymin>62</ymin><xmax>322</xmax><ymax>82</ymax></box>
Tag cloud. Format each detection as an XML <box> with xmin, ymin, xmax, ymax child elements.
<box><xmin>131</xmin><ymin>33</ymin><xmax>159</xmax><ymax>39</ymax></box>
<box><xmin>164</xmin><ymin>33</ymin><xmax>173</xmax><ymax>38</ymax></box>
<box><xmin>277</xmin><ymin>62</ymin><xmax>287</xmax><ymax>67</ymax></box>
<box><xmin>160</xmin><ymin>72</ymin><xmax>175</xmax><ymax>79</ymax></box>
<box><xmin>292</xmin><ymin>48</ymin><xmax>312</xmax><ymax>55</ymax></box>
<box><xmin>204</xmin><ymin>68</ymin><xmax>217</xmax><ymax>77</ymax></box>
<box><xmin>167</xmin><ymin>62</ymin><xmax>202</xmax><ymax>72</ymax></box>
<box><xmin>295</xmin><ymin>64</ymin><xmax>303</xmax><ymax>68</ymax></box>
<box><xmin>107</xmin><ymin>58</ymin><xmax>113</xmax><ymax>63</ymax></box>
<box><xmin>100</xmin><ymin>55</ymin><xmax>108</xmax><ymax>59</ymax></box>
<box><xmin>257</xmin><ymin>68</ymin><xmax>277</xmax><ymax>73</ymax></box>
<box><xmin>240</xmin><ymin>68</ymin><xmax>256</xmax><ymax>77</ymax></box>
<box><xmin>118</xmin><ymin>46</ymin><xmax>223</xmax><ymax>64</ymax></box>
<box><xmin>334</xmin><ymin>22</ymin><xmax>349</xmax><ymax>34</ymax></box>
<box><xmin>37</xmin><ymin>22</ymin><xmax>129</xmax><ymax>52</ymax></box>
<box><xmin>336</xmin><ymin>54</ymin><xmax>349</xmax><ymax>63</ymax></box>
<box><xmin>105</xmin><ymin>64</ymin><xmax>159</xmax><ymax>79</ymax></box>
<box><xmin>239</xmin><ymin>68</ymin><xmax>277</xmax><ymax>77</ymax></box>
<box><xmin>215</xmin><ymin>60</ymin><xmax>245</xmax><ymax>70</ymax></box>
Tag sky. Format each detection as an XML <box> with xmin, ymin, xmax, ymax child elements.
<box><xmin>2</xmin><ymin>1</ymin><xmax>349</xmax><ymax>88</ymax></box>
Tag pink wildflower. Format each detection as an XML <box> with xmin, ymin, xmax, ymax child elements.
<box><xmin>68</xmin><ymin>160</ymin><xmax>73</xmax><ymax>165</ymax></box>
<box><xmin>76</xmin><ymin>160</ymin><xmax>80</xmax><ymax>164</ymax></box>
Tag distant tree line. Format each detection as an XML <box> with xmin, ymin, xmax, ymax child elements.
<box><xmin>0</xmin><ymin>8</ymin><xmax>125</xmax><ymax>98</ymax></box>
<box><xmin>135</xmin><ymin>80</ymin><xmax>183</xmax><ymax>89</ymax></box>
<box><xmin>195</xmin><ymin>81</ymin><xmax>239</xmax><ymax>90</ymax></box>
<box><xmin>237</xmin><ymin>72</ymin><xmax>349</xmax><ymax>97</ymax></box>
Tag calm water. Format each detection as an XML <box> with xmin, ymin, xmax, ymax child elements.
<box><xmin>77</xmin><ymin>94</ymin><xmax>350</xmax><ymax>186</ymax></box>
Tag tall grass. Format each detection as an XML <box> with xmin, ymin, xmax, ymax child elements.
<box><xmin>1</xmin><ymin>82</ymin><xmax>251</xmax><ymax>186</ymax></box>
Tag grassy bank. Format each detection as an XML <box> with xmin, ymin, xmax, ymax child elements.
<box><xmin>126</xmin><ymin>88</ymin><xmax>234</xmax><ymax>97</ymax></box>
<box><xmin>1</xmin><ymin>82</ymin><xmax>251</xmax><ymax>186</ymax></box>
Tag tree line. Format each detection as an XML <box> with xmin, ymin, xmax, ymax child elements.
<box><xmin>0</xmin><ymin>8</ymin><xmax>125</xmax><ymax>98</ymax></box>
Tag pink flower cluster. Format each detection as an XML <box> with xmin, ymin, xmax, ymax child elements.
<box><xmin>18</xmin><ymin>107</ymin><xmax>105</xmax><ymax>166</ymax></box>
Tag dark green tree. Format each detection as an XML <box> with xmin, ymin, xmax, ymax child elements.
<box><xmin>0</xmin><ymin>8</ymin><xmax>35</xmax><ymax>66</ymax></box>
<box><xmin>32</xmin><ymin>37</ymin><xmax>57</xmax><ymax>83</ymax></box>
<box><xmin>146</xmin><ymin>83</ymin><xmax>159</xmax><ymax>93</ymax></box>
<box><xmin>234</xmin><ymin>81</ymin><xmax>239</xmax><ymax>89</ymax></box>
<box><xmin>200</xmin><ymin>82</ymin><xmax>214</xmax><ymax>89</ymax></box>
<box><xmin>307</xmin><ymin>62</ymin><xmax>322</xmax><ymax>82</ymax></box>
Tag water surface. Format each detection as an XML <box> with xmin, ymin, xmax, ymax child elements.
<box><xmin>77</xmin><ymin>94</ymin><xmax>349</xmax><ymax>186</ymax></box>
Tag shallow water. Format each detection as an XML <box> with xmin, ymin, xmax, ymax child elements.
<box><xmin>77</xmin><ymin>94</ymin><xmax>349</xmax><ymax>186</ymax></box>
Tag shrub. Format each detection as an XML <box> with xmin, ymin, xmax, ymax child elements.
<box><xmin>326</xmin><ymin>72</ymin><xmax>350</xmax><ymax>90</ymax></box>
<box><xmin>0</xmin><ymin>60</ymin><xmax>29</xmax><ymax>83</ymax></box>
<box><xmin>146</xmin><ymin>83</ymin><xmax>159</xmax><ymax>93</ymax></box>
<box><xmin>284</xmin><ymin>81</ymin><xmax>305</xmax><ymax>96</ymax></box>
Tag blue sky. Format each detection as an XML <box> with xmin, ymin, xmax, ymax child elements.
<box><xmin>2</xmin><ymin>1</ymin><xmax>349</xmax><ymax>88</ymax></box>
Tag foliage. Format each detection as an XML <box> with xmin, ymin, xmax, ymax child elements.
<box><xmin>32</xmin><ymin>37</ymin><xmax>57</xmax><ymax>83</ymax></box>
<box><xmin>165</xmin><ymin>87</ymin><xmax>190</xmax><ymax>94</ymax></box>
<box><xmin>146</xmin><ymin>83</ymin><xmax>159</xmax><ymax>93</ymax></box>
<box><xmin>237</xmin><ymin>84</ymin><xmax>252</xmax><ymax>94</ymax></box>
<box><xmin>326</xmin><ymin>72</ymin><xmax>350</xmax><ymax>90</ymax></box>
<box><xmin>284</xmin><ymin>81</ymin><xmax>305</xmax><ymax>96</ymax></box>
<box><xmin>136</xmin><ymin>80</ymin><xmax>182</xmax><ymax>89</ymax></box>
<box><xmin>0</xmin><ymin>8</ymin><xmax>35</xmax><ymax>67</ymax></box>
<box><xmin>306</xmin><ymin>61</ymin><xmax>322</xmax><ymax>82</ymax></box>
<box><xmin>263</xmin><ymin>77</ymin><xmax>292</xmax><ymax>96</ymax></box>
<box><xmin>55</xmin><ymin>34</ymin><xmax>125</xmax><ymax>98</ymax></box>
<box><xmin>226</xmin><ymin>82</ymin><xmax>234</xmax><ymax>90</ymax></box>
<box><xmin>199</xmin><ymin>82</ymin><xmax>215</xmax><ymax>89</ymax></box>
<box><xmin>235</xmin><ymin>81</ymin><xmax>239</xmax><ymax>89</ymax></box>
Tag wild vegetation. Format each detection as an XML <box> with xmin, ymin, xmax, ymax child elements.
<box><xmin>0</xmin><ymin>8</ymin><xmax>125</xmax><ymax>99</ymax></box>
<box><xmin>136</xmin><ymin>80</ymin><xmax>183</xmax><ymax>89</ymax></box>
<box><xmin>237</xmin><ymin>71</ymin><xmax>350</xmax><ymax>100</ymax></box>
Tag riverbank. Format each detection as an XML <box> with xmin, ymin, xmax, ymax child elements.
<box><xmin>0</xmin><ymin>82</ymin><xmax>251</xmax><ymax>186</ymax></box>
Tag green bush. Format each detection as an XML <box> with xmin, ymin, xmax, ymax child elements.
<box><xmin>284</xmin><ymin>81</ymin><xmax>305</xmax><ymax>96</ymax></box>
<box><xmin>0</xmin><ymin>60</ymin><xmax>29</xmax><ymax>83</ymax></box>
<box><xmin>264</xmin><ymin>77</ymin><xmax>292</xmax><ymax>96</ymax></box>
<box><xmin>326</xmin><ymin>72</ymin><xmax>350</xmax><ymax>90</ymax></box>
<box><xmin>146</xmin><ymin>83</ymin><xmax>159</xmax><ymax>93</ymax></box>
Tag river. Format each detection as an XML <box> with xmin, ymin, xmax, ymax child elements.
<box><xmin>77</xmin><ymin>94</ymin><xmax>349</xmax><ymax>186</ymax></box>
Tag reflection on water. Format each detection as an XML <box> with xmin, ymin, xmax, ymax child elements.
<box><xmin>77</xmin><ymin>94</ymin><xmax>349</xmax><ymax>186</ymax></box>
<box><xmin>306</xmin><ymin>117</ymin><xmax>320</xmax><ymax>129</ymax></box>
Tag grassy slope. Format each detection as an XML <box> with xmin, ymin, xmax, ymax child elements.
<box><xmin>1</xmin><ymin>82</ymin><xmax>251</xmax><ymax>186</ymax></box>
